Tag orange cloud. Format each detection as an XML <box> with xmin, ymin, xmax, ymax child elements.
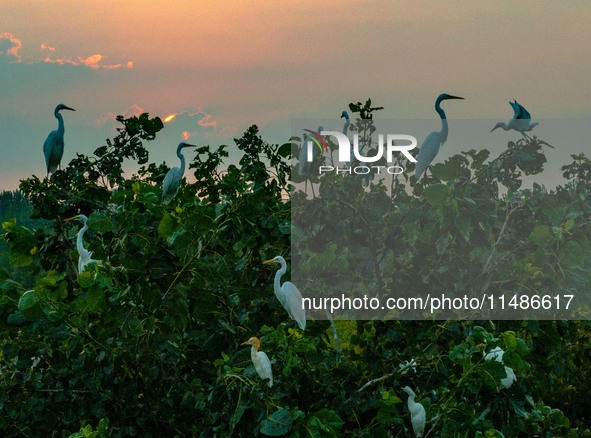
<box><xmin>40</xmin><ymin>42</ymin><xmax>132</xmax><ymax>70</ymax></box>
<box><xmin>163</xmin><ymin>114</ymin><xmax>176</xmax><ymax>123</ymax></box>
<box><xmin>182</xmin><ymin>131</ymin><xmax>190</xmax><ymax>141</ymax></box>
<box><xmin>0</xmin><ymin>32</ymin><xmax>22</xmax><ymax>62</ymax></box>
<box><xmin>198</xmin><ymin>113</ymin><xmax>217</xmax><ymax>128</ymax></box>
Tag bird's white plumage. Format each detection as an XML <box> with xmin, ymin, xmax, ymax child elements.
<box><xmin>403</xmin><ymin>386</ymin><xmax>426</xmax><ymax>438</ymax></box>
<box><xmin>263</xmin><ymin>256</ymin><xmax>306</xmax><ymax>330</ymax></box>
<box><xmin>484</xmin><ymin>346</ymin><xmax>516</xmax><ymax>389</ymax></box>
<box><xmin>242</xmin><ymin>337</ymin><xmax>273</xmax><ymax>387</ymax></box>
<box><xmin>491</xmin><ymin>99</ymin><xmax>538</xmax><ymax>136</ymax></box>
<box><xmin>44</xmin><ymin>104</ymin><xmax>75</xmax><ymax>175</ymax></box>
<box><xmin>162</xmin><ymin>142</ymin><xmax>196</xmax><ymax>205</ymax></box>
<box><xmin>415</xmin><ymin>94</ymin><xmax>463</xmax><ymax>179</ymax></box>
<box><xmin>67</xmin><ymin>214</ymin><xmax>102</xmax><ymax>274</ymax></box>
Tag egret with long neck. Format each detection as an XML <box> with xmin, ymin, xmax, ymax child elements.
<box><xmin>65</xmin><ymin>214</ymin><xmax>102</xmax><ymax>274</ymax></box>
<box><xmin>162</xmin><ymin>142</ymin><xmax>197</xmax><ymax>204</ymax></box>
<box><xmin>263</xmin><ymin>256</ymin><xmax>306</xmax><ymax>330</ymax></box>
<box><xmin>402</xmin><ymin>386</ymin><xmax>426</xmax><ymax>437</ymax></box>
<box><xmin>44</xmin><ymin>103</ymin><xmax>75</xmax><ymax>175</ymax></box>
<box><xmin>415</xmin><ymin>93</ymin><xmax>464</xmax><ymax>180</ymax></box>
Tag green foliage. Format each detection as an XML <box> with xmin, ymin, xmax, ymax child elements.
<box><xmin>0</xmin><ymin>103</ymin><xmax>589</xmax><ymax>437</ymax></box>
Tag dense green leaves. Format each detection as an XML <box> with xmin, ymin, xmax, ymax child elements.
<box><xmin>0</xmin><ymin>105</ymin><xmax>589</xmax><ymax>437</ymax></box>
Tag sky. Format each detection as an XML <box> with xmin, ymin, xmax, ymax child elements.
<box><xmin>0</xmin><ymin>1</ymin><xmax>590</xmax><ymax>191</ymax></box>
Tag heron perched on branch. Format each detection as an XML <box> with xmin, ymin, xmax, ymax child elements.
<box><xmin>415</xmin><ymin>93</ymin><xmax>464</xmax><ymax>180</ymax></box>
<box><xmin>263</xmin><ymin>256</ymin><xmax>306</xmax><ymax>330</ymax></box>
<box><xmin>65</xmin><ymin>214</ymin><xmax>102</xmax><ymax>274</ymax></box>
<box><xmin>44</xmin><ymin>103</ymin><xmax>75</xmax><ymax>175</ymax></box>
<box><xmin>491</xmin><ymin>99</ymin><xmax>539</xmax><ymax>139</ymax></box>
<box><xmin>162</xmin><ymin>142</ymin><xmax>197</xmax><ymax>204</ymax></box>
<box><xmin>241</xmin><ymin>337</ymin><xmax>273</xmax><ymax>387</ymax></box>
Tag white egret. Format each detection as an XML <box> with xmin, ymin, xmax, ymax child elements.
<box><xmin>399</xmin><ymin>358</ymin><xmax>417</xmax><ymax>375</ymax></box>
<box><xmin>341</xmin><ymin>110</ymin><xmax>350</xmax><ymax>136</ymax></box>
<box><xmin>415</xmin><ymin>93</ymin><xmax>464</xmax><ymax>180</ymax></box>
<box><xmin>491</xmin><ymin>99</ymin><xmax>539</xmax><ymax>139</ymax></box>
<box><xmin>43</xmin><ymin>103</ymin><xmax>75</xmax><ymax>175</ymax></box>
<box><xmin>65</xmin><ymin>214</ymin><xmax>102</xmax><ymax>274</ymax></box>
<box><xmin>402</xmin><ymin>386</ymin><xmax>426</xmax><ymax>438</ymax></box>
<box><xmin>162</xmin><ymin>142</ymin><xmax>197</xmax><ymax>205</ymax></box>
<box><xmin>241</xmin><ymin>337</ymin><xmax>273</xmax><ymax>387</ymax></box>
<box><xmin>263</xmin><ymin>256</ymin><xmax>306</xmax><ymax>330</ymax></box>
<box><xmin>484</xmin><ymin>346</ymin><xmax>516</xmax><ymax>389</ymax></box>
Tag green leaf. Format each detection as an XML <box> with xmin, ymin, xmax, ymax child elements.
<box><xmin>128</xmin><ymin>318</ymin><xmax>145</xmax><ymax>337</ymax></box>
<box><xmin>431</xmin><ymin>159</ymin><xmax>461</xmax><ymax>181</ymax></box>
<box><xmin>423</xmin><ymin>184</ymin><xmax>451</xmax><ymax>207</ymax></box>
<box><xmin>158</xmin><ymin>212</ymin><xmax>178</xmax><ymax>239</ymax></box>
<box><xmin>18</xmin><ymin>290</ymin><xmax>41</xmax><ymax>321</ymax></box>
<box><xmin>260</xmin><ymin>408</ymin><xmax>293</xmax><ymax>436</ymax></box>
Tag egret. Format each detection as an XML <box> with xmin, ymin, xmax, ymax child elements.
<box><xmin>484</xmin><ymin>346</ymin><xmax>516</xmax><ymax>389</ymax></box>
<box><xmin>65</xmin><ymin>214</ymin><xmax>102</xmax><ymax>274</ymax></box>
<box><xmin>162</xmin><ymin>142</ymin><xmax>197</xmax><ymax>205</ymax></box>
<box><xmin>341</xmin><ymin>110</ymin><xmax>350</xmax><ymax>136</ymax></box>
<box><xmin>262</xmin><ymin>256</ymin><xmax>306</xmax><ymax>330</ymax></box>
<box><xmin>399</xmin><ymin>358</ymin><xmax>417</xmax><ymax>375</ymax></box>
<box><xmin>402</xmin><ymin>386</ymin><xmax>426</xmax><ymax>438</ymax></box>
<box><xmin>415</xmin><ymin>93</ymin><xmax>464</xmax><ymax>180</ymax></box>
<box><xmin>241</xmin><ymin>337</ymin><xmax>273</xmax><ymax>387</ymax></box>
<box><xmin>491</xmin><ymin>99</ymin><xmax>539</xmax><ymax>139</ymax></box>
<box><xmin>43</xmin><ymin>103</ymin><xmax>75</xmax><ymax>175</ymax></box>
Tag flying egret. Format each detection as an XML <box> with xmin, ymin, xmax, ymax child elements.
<box><xmin>415</xmin><ymin>93</ymin><xmax>464</xmax><ymax>180</ymax></box>
<box><xmin>402</xmin><ymin>386</ymin><xmax>426</xmax><ymax>438</ymax></box>
<box><xmin>65</xmin><ymin>214</ymin><xmax>102</xmax><ymax>274</ymax></box>
<box><xmin>43</xmin><ymin>103</ymin><xmax>75</xmax><ymax>175</ymax></box>
<box><xmin>484</xmin><ymin>346</ymin><xmax>516</xmax><ymax>389</ymax></box>
<box><xmin>262</xmin><ymin>256</ymin><xmax>306</xmax><ymax>330</ymax></box>
<box><xmin>491</xmin><ymin>99</ymin><xmax>539</xmax><ymax>139</ymax></box>
<box><xmin>162</xmin><ymin>142</ymin><xmax>197</xmax><ymax>204</ymax></box>
<box><xmin>241</xmin><ymin>337</ymin><xmax>273</xmax><ymax>387</ymax></box>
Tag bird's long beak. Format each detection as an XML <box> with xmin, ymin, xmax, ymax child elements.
<box><xmin>63</xmin><ymin>106</ymin><xmax>76</xmax><ymax>111</ymax></box>
<box><xmin>181</xmin><ymin>143</ymin><xmax>198</xmax><ymax>148</ymax></box>
<box><xmin>64</xmin><ymin>215</ymin><xmax>78</xmax><ymax>222</ymax></box>
<box><xmin>240</xmin><ymin>341</ymin><xmax>250</xmax><ymax>346</ymax></box>
<box><xmin>447</xmin><ymin>95</ymin><xmax>464</xmax><ymax>100</ymax></box>
<box><xmin>262</xmin><ymin>258</ymin><xmax>276</xmax><ymax>265</ymax></box>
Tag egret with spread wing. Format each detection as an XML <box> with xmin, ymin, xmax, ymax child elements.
<box><xmin>263</xmin><ymin>256</ymin><xmax>306</xmax><ymax>330</ymax></box>
<box><xmin>44</xmin><ymin>104</ymin><xmax>75</xmax><ymax>175</ymax></box>
<box><xmin>241</xmin><ymin>337</ymin><xmax>273</xmax><ymax>387</ymax></box>
<box><xmin>65</xmin><ymin>214</ymin><xmax>102</xmax><ymax>274</ymax></box>
<box><xmin>491</xmin><ymin>99</ymin><xmax>539</xmax><ymax>138</ymax></box>
<box><xmin>162</xmin><ymin>142</ymin><xmax>197</xmax><ymax>204</ymax></box>
<box><xmin>415</xmin><ymin>93</ymin><xmax>464</xmax><ymax>180</ymax></box>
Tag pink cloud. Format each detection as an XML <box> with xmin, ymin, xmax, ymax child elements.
<box><xmin>182</xmin><ymin>131</ymin><xmax>191</xmax><ymax>141</ymax></box>
<box><xmin>197</xmin><ymin>113</ymin><xmax>217</xmax><ymax>128</ymax></box>
<box><xmin>0</xmin><ymin>32</ymin><xmax>22</xmax><ymax>62</ymax></box>
<box><xmin>40</xmin><ymin>44</ymin><xmax>133</xmax><ymax>70</ymax></box>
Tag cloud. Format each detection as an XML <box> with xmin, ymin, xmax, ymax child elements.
<box><xmin>197</xmin><ymin>113</ymin><xmax>217</xmax><ymax>128</ymax></box>
<box><xmin>40</xmin><ymin>44</ymin><xmax>133</xmax><ymax>70</ymax></box>
<box><xmin>0</xmin><ymin>32</ymin><xmax>22</xmax><ymax>62</ymax></box>
<box><xmin>182</xmin><ymin>131</ymin><xmax>190</xmax><ymax>141</ymax></box>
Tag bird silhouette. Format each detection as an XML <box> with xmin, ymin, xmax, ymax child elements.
<box><xmin>415</xmin><ymin>93</ymin><xmax>464</xmax><ymax>180</ymax></box>
<box><xmin>44</xmin><ymin>103</ymin><xmax>75</xmax><ymax>175</ymax></box>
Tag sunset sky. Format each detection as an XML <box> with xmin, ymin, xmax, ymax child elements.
<box><xmin>1</xmin><ymin>1</ymin><xmax>590</xmax><ymax>190</ymax></box>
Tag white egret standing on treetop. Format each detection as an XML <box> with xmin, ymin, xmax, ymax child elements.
<box><xmin>341</xmin><ymin>110</ymin><xmax>350</xmax><ymax>136</ymax></box>
<box><xmin>402</xmin><ymin>386</ymin><xmax>426</xmax><ymax>438</ymax></box>
<box><xmin>241</xmin><ymin>337</ymin><xmax>273</xmax><ymax>387</ymax></box>
<box><xmin>44</xmin><ymin>103</ymin><xmax>75</xmax><ymax>175</ymax></box>
<box><xmin>415</xmin><ymin>93</ymin><xmax>464</xmax><ymax>180</ymax></box>
<box><xmin>65</xmin><ymin>214</ymin><xmax>102</xmax><ymax>274</ymax></box>
<box><xmin>263</xmin><ymin>256</ymin><xmax>306</xmax><ymax>330</ymax></box>
<box><xmin>491</xmin><ymin>99</ymin><xmax>539</xmax><ymax>139</ymax></box>
<box><xmin>162</xmin><ymin>142</ymin><xmax>197</xmax><ymax>204</ymax></box>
